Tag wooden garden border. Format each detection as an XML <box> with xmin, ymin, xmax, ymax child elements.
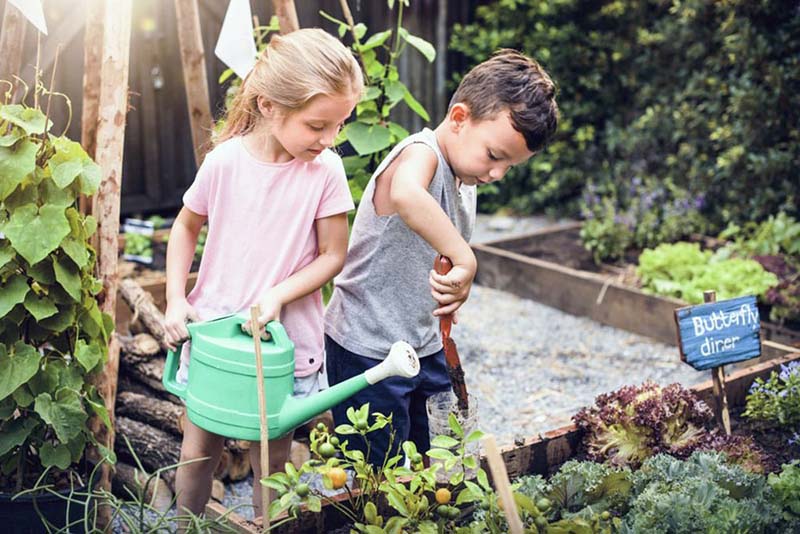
<box><xmin>472</xmin><ymin>223</ymin><xmax>800</xmax><ymax>357</ymax></box>
<box><xmin>202</xmin><ymin>351</ymin><xmax>799</xmax><ymax>533</ymax></box>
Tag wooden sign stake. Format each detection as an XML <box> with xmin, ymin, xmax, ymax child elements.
<box><xmin>483</xmin><ymin>434</ymin><xmax>524</xmax><ymax>534</ymax></box>
<box><xmin>250</xmin><ymin>305</ymin><xmax>271</xmax><ymax>532</ymax></box>
<box><xmin>271</xmin><ymin>0</ymin><xmax>299</xmax><ymax>34</ymax></box>
<box><xmin>704</xmin><ymin>290</ymin><xmax>731</xmax><ymax>435</ymax></box>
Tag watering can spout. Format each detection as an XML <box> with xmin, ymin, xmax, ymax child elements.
<box><xmin>280</xmin><ymin>341</ymin><xmax>420</xmax><ymax>434</ymax></box>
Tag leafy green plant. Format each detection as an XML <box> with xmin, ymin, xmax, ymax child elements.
<box><xmin>262</xmin><ymin>403</ymin><xmax>486</xmax><ymax>533</ymax></box>
<box><xmin>573</xmin><ymin>381</ymin><xmax>714</xmax><ymax>468</ymax></box>
<box><xmin>635</xmin><ymin>242</ymin><xmax>779</xmax><ymax>304</ymax></box>
<box><xmin>768</xmin><ymin>461</ymin><xmax>800</xmax><ymax>525</ymax></box>
<box><xmin>744</xmin><ymin>361</ymin><xmax>800</xmax><ymax>430</ymax></box>
<box><xmin>621</xmin><ymin>451</ymin><xmax>783</xmax><ymax>533</ymax></box>
<box><xmin>122</xmin><ymin>233</ymin><xmax>153</xmax><ymax>261</ymax></box>
<box><xmin>320</xmin><ymin>0</ymin><xmax>435</xmax><ymax>209</ymax></box>
<box><xmin>0</xmin><ymin>100</ymin><xmax>114</xmax><ymax>492</ymax></box>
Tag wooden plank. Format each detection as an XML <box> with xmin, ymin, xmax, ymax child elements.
<box><xmin>89</xmin><ymin>0</ymin><xmax>133</xmax><ymax>507</ymax></box>
<box><xmin>272</xmin><ymin>0</ymin><xmax>299</xmax><ymax>34</ymax></box>
<box><xmin>174</xmin><ymin>0</ymin><xmax>214</xmax><ymax>166</ymax></box>
<box><xmin>0</xmin><ymin>1</ymin><xmax>27</xmax><ymax>101</ymax></box>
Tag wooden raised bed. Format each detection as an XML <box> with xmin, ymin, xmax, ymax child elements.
<box><xmin>207</xmin><ymin>352</ymin><xmax>800</xmax><ymax>534</ymax></box>
<box><xmin>472</xmin><ymin>223</ymin><xmax>800</xmax><ymax>358</ymax></box>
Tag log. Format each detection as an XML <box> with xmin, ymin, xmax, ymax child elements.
<box><xmin>115</xmin><ymin>416</ymin><xmax>181</xmax><ymax>476</ymax></box>
<box><xmin>118</xmin><ymin>333</ymin><xmax>161</xmax><ymax>359</ymax></box>
<box><xmin>226</xmin><ymin>440</ymin><xmax>252</xmax><ymax>482</ymax></box>
<box><xmin>119</xmin><ymin>278</ymin><xmax>169</xmax><ymax>348</ymax></box>
<box><xmin>116</xmin><ymin>391</ymin><xmax>184</xmax><ymax>437</ymax></box>
<box><xmin>112</xmin><ymin>461</ymin><xmax>174</xmax><ymax>513</ymax></box>
<box><xmin>119</xmin><ymin>356</ymin><xmax>181</xmax><ymax>404</ymax></box>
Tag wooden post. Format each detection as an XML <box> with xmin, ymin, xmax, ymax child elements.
<box><xmin>89</xmin><ymin>0</ymin><xmax>133</xmax><ymax>512</ymax></box>
<box><xmin>483</xmin><ymin>434</ymin><xmax>524</xmax><ymax>534</ymax></box>
<box><xmin>80</xmin><ymin>0</ymin><xmax>104</xmax><ymax>216</ymax></box>
<box><xmin>174</xmin><ymin>0</ymin><xmax>213</xmax><ymax>166</ymax></box>
<box><xmin>250</xmin><ymin>305</ymin><xmax>270</xmax><ymax>532</ymax></box>
<box><xmin>271</xmin><ymin>0</ymin><xmax>299</xmax><ymax>34</ymax></box>
<box><xmin>0</xmin><ymin>1</ymin><xmax>27</xmax><ymax>102</ymax></box>
<box><xmin>704</xmin><ymin>290</ymin><xmax>731</xmax><ymax>435</ymax></box>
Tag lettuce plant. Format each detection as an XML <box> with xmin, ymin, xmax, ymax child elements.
<box><xmin>573</xmin><ymin>382</ymin><xmax>714</xmax><ymax>468</ymax></box>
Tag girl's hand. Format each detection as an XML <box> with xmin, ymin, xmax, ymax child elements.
<box><xmin>163</xmin><ymin>298</ymin><xmax>200</xmax><ymax>351</ymax></box>
<box><xmin>429</xmin><ymin>264</ymin><xmax>475</xmax><ymax>317</ymax></box>
<box><xmin>241</xmin><ymin>291</ymin><xmax>283</xmax><ymax>341</ymax></box>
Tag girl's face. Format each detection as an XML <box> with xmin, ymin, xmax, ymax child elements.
<box><xmin>263</xmin><ymin>92</ymin><xmax>359</xmax><ymax>162</ymax></box>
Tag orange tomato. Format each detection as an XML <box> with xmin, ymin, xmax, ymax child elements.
<box><xmin>435</xmin><ymin>488</ymin><xmax>451</xmax><ymax>504</ymax></box>
<box><xmin>328</xmin><ymin>467</ymin><xmax>347</xmax><ymax>489</ymax></box>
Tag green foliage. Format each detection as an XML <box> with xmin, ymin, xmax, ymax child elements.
<box><xmin>716</xmin><ymin>213</ymin><xmax>800</xmax><ymax>323</ymax></box>
<box><xmin>768</xmin><ymin>461</ymin><xmax>800</xmax><ymax>525</ymax></box>
<box><xmin>18</xmin><ymin>437</ymin><xmax>240</xmax><ymax>533</ymax></box>
<box><xmin>450</xmin><ymin>0</ymin><xmax>799</xmax><ymax>229</ymax></box>
<box><xmin>621</xmin><ymin>451</ymin><xmax>783</xmax><ymax>533</ymax></box>
<box><xmin>636</xmin><ymin>242</ymin><xmax>779</xmax><ymax>304</ymax></box>
<box><xmin>262</xmin><ymin>403</ymin><xmax>483</xmax><ymax>533</ymax></box>
<box><xmin>573</xmin><ymin>381</ymin><xmax>714</xmax><ymax>469</ymax></box>
<box><xmin>0</xmin><ymin>101</ymin><xmax>114</xmax><ymax>491</ymax></box>
<box><xmin>122</xmin><ymin>233</ymin><xmax>152</xmax><ymax>260</ymax></box>
<box><xmin>744</xmin><ymin>360</ymin><xmax>800</xmax><ymax>430</ymax></box>
<box><xmin>320</xmin><ymin>0</ymin><xmax>434</xmax><ymax>211</ymax></box>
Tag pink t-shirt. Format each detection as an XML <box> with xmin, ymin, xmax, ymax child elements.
<box><xmin>181</xmin><ymin>137</ymin><xmax>354</xmax><ymax>376</ymax></box>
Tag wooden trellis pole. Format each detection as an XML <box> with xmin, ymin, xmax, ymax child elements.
<box><xmin>174</xmin><ymin>0</ymin><xmax>213</xmax><ymax>166</ymax></box>
<box><xmin>80</xmin><ymin>0</ymin><xmax>104</xmax><ymax>216</ymax></box>
<box><xmin>89</xmin><ymin>0</ymin><xmax>133</xmax><ymax>508</ymax></box>
<box><xmin>272</xmin><ymin>0</ymin><xmax>299</xmax><ymax>34</ymax></box>
<box><xmin>0</xmin><ymin>1</ymin><xmax>27</xmax><ymax>102</ymax></box>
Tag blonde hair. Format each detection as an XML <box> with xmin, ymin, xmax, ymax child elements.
<box><xmin>216</xmin><ymin>28</ymin><xmax>363</xmax><ymax>144</ymax></box>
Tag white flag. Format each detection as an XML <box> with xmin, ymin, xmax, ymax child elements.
<box><xmin>215</xmin><ymin>0</ymin><xmax>257</xmax><ymax>80</ymax></box>
<box><xmin>8</xmin><ymin>0</ymin><xmax>48</xmax><ymax>35</ymax></box>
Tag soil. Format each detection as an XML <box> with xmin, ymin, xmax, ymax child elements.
<box><xmin>730</xmin><ymin>406</ymin><xmax>800</xmax><ymax>471</ymax></box>
<box><xmin>495</xmin><ymin>226</ymin><xmax>601</xmax><ymax>272</ymax></box>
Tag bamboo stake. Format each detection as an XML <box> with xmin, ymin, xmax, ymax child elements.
<box><xmin>174</xmin><ymin>0</ymin><xmax>213</xmax><ymax>166</ymax></box>
<box><xmin>88</xmin><ymin>0</ymin><xmax>133</xmax><ymax>522</ymax></box>
<box><xmin>483</xmin><ymin>434</ymin><xmax>524</xmax><ymax>534</ymax></box>
<box><xmin>271</xmin><ymin>0</ymin><xmax>299</xmax><ymax>34</ymax></box>
<box><xmin>704</xmin><ymin>290</ymin><xmax>731</xmax><ymax>435</ymax></box>
<box><xmin>250</xmin><ymin>305</ymin><xmax>270</xmax><ymax>532</ymax></box>
<box><xmin>0</xmin><ymin>2</ymin><xmax>27</xmax><ymax>103</ymax></box>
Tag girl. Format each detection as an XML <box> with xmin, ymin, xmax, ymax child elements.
<box><xmin>162</xmin><ymin>28</ymin><xmax>363</xmax><ymax>519</ymax></box>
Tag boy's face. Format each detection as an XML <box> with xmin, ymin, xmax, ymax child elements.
<box><xmin>446</xmin><ymin>105</ymin><xmax>534</xmax><ymax>186</ymax></box>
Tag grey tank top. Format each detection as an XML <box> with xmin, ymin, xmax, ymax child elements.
<box><xmin>324</xmin><ymin>128</ymin><xmax>476</xmax><ymax>359</ymax></box>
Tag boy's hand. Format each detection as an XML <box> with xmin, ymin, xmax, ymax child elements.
<box><xmin>163</xmin><ymin>298</ymin><xmax>200</xmax><ymax>351</ymax></box>
<box><xmin>429</xmin><ymin>264</ymin><xmax>475</xmax><ymax>316</ymax></box>
<box><xmin>241</xmin><ymin>291</ymin><xmax>283</xmax><ymax>341</ymax></box>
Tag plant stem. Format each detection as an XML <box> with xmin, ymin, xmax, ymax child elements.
<box><xmin>338</xmin><ymin>0</ymin><xmax>370</xmax><ymax>79</ymax></box>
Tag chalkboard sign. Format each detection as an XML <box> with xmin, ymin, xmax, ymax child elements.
<box><xmin>674</xmin><ymin>295</ymin><xmax>761</xmax><ymax>371</ymax></box>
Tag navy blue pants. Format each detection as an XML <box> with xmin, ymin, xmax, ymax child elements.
<box><xmin>325</xmin><ymin>335</ymin><xmax>451</xmax><ymax>466</ymax></box>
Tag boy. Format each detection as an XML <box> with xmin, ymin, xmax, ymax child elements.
<box><xmin>324</xmin><ymin>50</ymin><xmax>559</xmax><ymax>464</ymax></box>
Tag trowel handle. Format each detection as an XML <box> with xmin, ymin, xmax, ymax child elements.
<box><xmin>163</xmin><ymin>342</ymin><xmax>188</xmax><ymax>398</ymax></box>
<box><xmin>433</xmin><ymin>255</ymin><xmax>453</xmax><ymax>339</ymax></box>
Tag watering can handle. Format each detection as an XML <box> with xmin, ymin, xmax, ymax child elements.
<box><xmin>235</xmin><ymin>313</ymin><xmax>293</xmax><ymax>348</ymax></box>
<box><xmin>163</xmin><ymin>341</ymin><xmax>188</xmax><ymax>399</ymax></box>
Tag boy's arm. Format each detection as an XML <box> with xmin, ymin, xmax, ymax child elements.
<box><xmin>389</xmin><ymin>144</ymin><xmax>476</xmax><ymax>315</ymax></box>
<box><xmin>245</xmin><ymin>212</ymin><xmax>349</xmax><ymax>332</ymax></box>
<box><xmin>164</xmin><ymin>207</ymin><xmax>206</xmax><ymax>348</ymax></box>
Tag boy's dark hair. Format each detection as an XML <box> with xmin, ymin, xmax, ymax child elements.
<box><xmin>450</xmin><ymin>49</ymin><xmax>559</xmax><ymax>152</ymax></box>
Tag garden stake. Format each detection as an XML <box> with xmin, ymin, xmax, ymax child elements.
<box><xmin>483</xmin><ymin>434</ymin><xmax>524</xmax><ymax>534</ymax></box>
<box><xmin>704</xmin><ymin>290</ymin><xmax>731</xmax><ymax>435</ymax></box>
<box><xmin>250</xmin><ymin>305</ymin><xmax>270</xmax><ymax>532</ymax></box>
<box><xmin>434</xmin><ymin>255</ymin><xmax>470</xmax><ymax>413</ymax></box>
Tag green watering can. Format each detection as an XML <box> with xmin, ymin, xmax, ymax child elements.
<box><xmin>163</xmin><ymin>313</ymin><xmax>420</xmax><ymax>440</ymax></box>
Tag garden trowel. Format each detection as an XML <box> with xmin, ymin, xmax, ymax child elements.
<box><xmin>434</xmin><ymin>255</ymin><xmax>470</xmax><ymax>413</ymax></box>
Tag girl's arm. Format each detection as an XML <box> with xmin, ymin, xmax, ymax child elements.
<box><xmin>245</xmin><ymin>212</ymin><xmax>349</xmax><ymax>332</ymax></box>
<box><xmin>163</xmin><ymin>207</ymin><xmax>207</xmax><ymax>349</ymax></box>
